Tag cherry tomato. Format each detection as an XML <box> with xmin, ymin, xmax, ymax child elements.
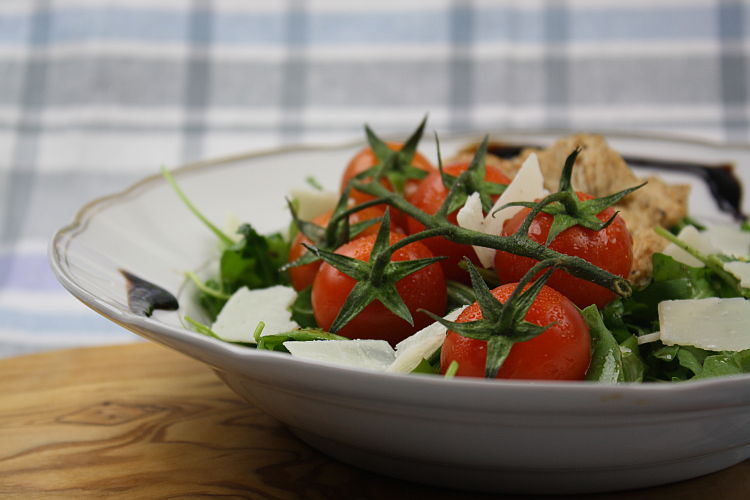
<box><xmin>340</xmin><ymin>142</ymin><xmax>434</xmax><ymax>227</ymax></box>
<box><xmin>287</xmin><ymin>204</ymin><xmax>395</xmax><ymax>291</ymax></box>
<box><xmin>312</xmin><ymin>232</ymin><xmax>447</xmax><ymax>345</ymax></box>
<box><xmin>406</xmin><ymin>162</ymin><xmax>510</xmax><ymax>282</ymax></box>
<box><xmin>440</xmin><ymin>283</ymin><xmax>591</xmax><ymax>380</ymax></box>
<box><xmin>494</xmin><ymin>192</ymin><xmax>633</xmax><ymax>309</ymax></box>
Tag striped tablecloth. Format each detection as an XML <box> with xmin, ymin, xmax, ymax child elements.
<box><xmin>1</xmin><ymin>0</ymin><xmax>749</xmax><ymax>357</ymax></box>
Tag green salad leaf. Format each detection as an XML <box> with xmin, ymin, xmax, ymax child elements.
<box><xmin>220</xmin><ymin>224</ymin><xmax>289</xmax><ymax>291</ymax></box>
<box><xmin>290</xmin><ymin>286</ymin><xmax>317</xmax><ymax>328</ymax></box>
<box><xmin>163</xmin><ymin>167</ymin><xmax>292</xmax><ymax>323</ymax></box>
<box><xmin>602</xmin><ymin>249</ymin><xmax>750</xmax><ymax>382</ymax></box>
<box><xmin>583</xmin><ymin>305</ymin><xmax>644</xmax><ymax>383</ymax></box>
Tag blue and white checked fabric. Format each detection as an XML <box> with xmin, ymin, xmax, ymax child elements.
<box><xmin>1</xmin><ymin>0</ymin><xmax>749</xmax><ymax>357</ymax></box>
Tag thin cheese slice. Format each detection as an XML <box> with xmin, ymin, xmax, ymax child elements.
<box><xmin>288</xmin><ymin>188</ymin><xmax>339</xmax><ymax>220</ymax></box>
<box><xmin>705</xmin><ymin>225</ymin><xmax>750</xmax><ymax>258</ymax></box>
<box><xmin>456</xmin><ymin>192</ymin><xmax>484</xmax><ymax>233</ymax></box>
<box><xmin>725</xmin><ymin>261</ymin><xmax>750</xmax><ymax>288</ymax></box>
<box><xmin>212</xmin><ymin>286</ymin><xmax>299</xmax><ymax>343</ymax></box>
<box><xmin>284</xmin><ymin>340</ymin><xmax>396</xmax><ymax>370</ymax></box>
<box><xmin>387</xmin><ymin>306</ymin><xmax>468</xmax><ymax>373</ymax></box>
<box><xmin>658</xmin><ymin>297</ymin><xmax>750</xmax><ymax>351</ymax></box>
<box><xmin>636</xmin><ymin>332</ymin><xmax>662</xmax><ymax>345</ymax></box>
<box><xmin>457</xmin><ymin>153</ymin><xmax>546</xmax><ymax>268</ymax></box>
<box><xmin>662</xmin><ymin>225</ymin><xmax>716</xmax><ymax>267</ymax></box>
<box><xmin>223</xmin><ymin>213</ymin><xmax>243</xmax><ymax>242</ymax></box>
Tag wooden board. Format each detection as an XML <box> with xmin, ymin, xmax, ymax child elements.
<box><xmin>0</xmin><ymin>342</ymin><xmax>747</xmax><ymax>499</ymax></box>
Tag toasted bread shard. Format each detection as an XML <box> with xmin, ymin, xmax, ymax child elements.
<box><xmin>454</xmin><ymin>134</ymin><xmax>690</xmax><ymax>287</ymax></box>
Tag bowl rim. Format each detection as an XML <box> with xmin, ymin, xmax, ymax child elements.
<box><xmin>48</xmin><ymin>126</ymin><xmax>750</xmax><ymax>410</ymax></box>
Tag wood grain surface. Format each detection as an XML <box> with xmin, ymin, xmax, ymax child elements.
<box><xmin>0</xmin><ymin>342</ymin><xmax>747</xmax><ymax>499</ymax></box>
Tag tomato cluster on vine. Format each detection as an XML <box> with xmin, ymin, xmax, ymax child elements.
<box><xmin>286</xmin><ymin>122</ymin><xmax>638</xmax><ymax>382</ymax></box>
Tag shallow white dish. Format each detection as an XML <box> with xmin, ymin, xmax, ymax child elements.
<box><xmin>50</xmin><ymin>130</ymin><xmax>750</xmax><ymax>494</ymax></box>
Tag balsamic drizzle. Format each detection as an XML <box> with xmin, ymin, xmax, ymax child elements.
<box><xmin>485</xmin><ymin>143</ymin><xmax>747</xmax><ymax>222</ymax></box>
<box><xmin>120</xmin><ymin>269</ymin><xmax>179</xmax><ymax>317</ymax></box>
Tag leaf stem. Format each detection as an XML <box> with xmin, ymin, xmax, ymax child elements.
<box><xmin>356</xmin><ymin>178</ymin><xmax>632</xmax><ymax>298</ymax></box>
<box><xmin>185</xmin><ymin>271</ymin><xmax>231</xmax><ymax>300</ymax></box>
<box><xmin>444</xmin><ymin>360</ymin><xmax>459</xmax><ymax>378</ymax></box>
<box><xmin>162</xmin><ymin>166</ymin><xmax>235</xmax><ymax>247</ymax></box>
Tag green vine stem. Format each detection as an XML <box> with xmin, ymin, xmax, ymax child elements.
<box><xmin>353</xmin><ymin>179</ymin><xmax>633</xmax><ymax>298</ymax></box>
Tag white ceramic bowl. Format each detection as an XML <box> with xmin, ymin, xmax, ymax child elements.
<box><xmin>50</xmin><ymin>131</ymin><xmax>750</xmax><ymax>494</ymax></box>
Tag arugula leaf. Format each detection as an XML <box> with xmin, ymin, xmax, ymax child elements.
<box><xmin>601</xmin><ymin>250</ymin><xmax>750</xmax><ymax>382</ymax></box>
<box><xmin>639</xmin><ymin>342</ymin><xmax>750</xmax><ymax>382</ymax></box>
<box><xmin>583</xmin><ymin>305</ymin><xmax>624</xmax><ymax>383</ymax></box>
<box><xmin>619</xmin><ymin>336</ymin><xmax>645</xmax><ymax>383</ymax></box>
<box><xmin>305</xmin><ymin>176</ymin><xmax>324</xmax><ymax>191</ymax></box>
<box><xmin>197</xmin><ymin>278</ymin><xmax>228</xmax><ymax>321</ymax></box>
<box><xmin>410</xmin><ymin>358</ymin><xmax>440</xmax><ymax>374</ymax></box>
<box><xmin>582</xmin><ymin>305</ymin><xmax>644</xmax><ymax>383</ymax></box>
<box><xmin>610</xmin><ymin>253</ymin><xmax>738</xmax><ymax>333</ymax></box>
<box><xmin>697</xmin><ymin>350</ymin><xmax>750</xmax><ymax>379</ymax></box>
<box><xmin>446</xmin><ymin>280</ymin><xmax>476</xmax><ymax>310</ymax></box>
<box><xmin>676</xmin><ymin>346</ymin><xmax>709</xmax><ymax>376</ymax></box>
<box><xmin>290</xmin><ymin>286</ymin><xmax>318</xmax><ymax>328</ymax></box>
<box><xmin>641</xmin><ymin>343</ymin><xmax>695</xmax><ymax>382</ymax></box>
<box><xmin>184</xmin><ymin>315</ymin><xmax>222</xmax><ymax>339</ymax></box>
<box><xmin>189</xmin><ymin>225</ymin><xmax>292</xmax><ymax>323</ymax></box>
<box><xmin>164</xmin><ymin>167</ymin><xmax>293</xmax><ymax>322</ymax></box>
<box><xmin>221</xmin><ymin>224</ymin><xmax>289</xmax><ymax>289</ymax></box>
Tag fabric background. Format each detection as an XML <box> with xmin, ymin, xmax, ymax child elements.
<box><xmin>1</xmin><ymin>0</ymin><xmax>749</xmax><ymax>357</ymax></box>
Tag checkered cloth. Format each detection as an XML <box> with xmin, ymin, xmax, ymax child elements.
<box><xmin>1</xmin><ymin>0</ymin><xmax>749</xmax><ymax>357</ymax></box>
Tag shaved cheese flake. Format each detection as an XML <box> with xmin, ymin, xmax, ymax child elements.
<box><xmin>387</xmin><ymin>306</ymin><xmax>468</xmax><ymax>373</ymax></box>
<box><xmin>637</xmin><ymin>332</ymin><xmax>662</xmax><ymax>345</ymax></box>
<box><xmin>456</xmin><ymin>192</ymin><xmax>484</xmax><ymax>232</ymax></box>
<box><xmin>725</xmin><ymin>261</ymin><xmax>750</xmax><ymax>288</ymax></box>
<box><xmin>662</xmin><ymin>225</ymin><xmax>716</xmax><ymax>267</ymax></box>
<box><xmin>705</xmin><ymin>225</ymin><xmax>750</xmax><ymax>258</ymax></box>
<box><xmin>284</xmin><ymin>340</ymin><xmax>396</xmax><ymax>371</ymax></box>
<box><xmin>212</xmin><ymin>285</ymin><xmax>299</xmax><ymax>343</ymax></box>
<box><xmin>288</xmin><ymin>188</ymin><xmax>338</xmax><ymax>220</ymax></box>
<box><xmin>458</xmin><ymin>153</ymin><xmax>545</xmax><ymax>268</ymax></box>
<box><xmin>223</xmin><ymin>213</ymin><xmax>243</xmax><ymax>242</ymax></box>
<box><xmin>658</xmin><ymin>297</ymin><xmax>750</xmax><ymax>351</ymax></box>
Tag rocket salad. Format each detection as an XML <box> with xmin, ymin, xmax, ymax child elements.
<box><xmin>164</xmin><ymin>119</ymin><xmax>750</xmax><ymax>383</ymax></box>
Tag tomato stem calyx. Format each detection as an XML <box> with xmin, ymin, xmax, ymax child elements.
<box><xmin>303</xmin><ymin>209</ymin><xmax>446</xmax><ymax>333</ymax></box>
<box><xmin>282</xmin><ymin>191</ymin><xmax>385</xmax><ymax>272</ymax></box>
<box><xmin>357</xmin><ymin>116</ymin><xmax>431</xmax><ymax>195</ymax></box>
<box><xmin>422</xmin><ymin>258</ymin><xmax>561</xmax><ymax>378</ymax></box>
<box><xmin>436</xmin><ymin>136</ymin><xmax>507</xmax><ymax>217</ymax></box>
<box><xmin>501</xmin><ymin>149</ymin><xmax>647</xmax><ymax>245</ymax></box>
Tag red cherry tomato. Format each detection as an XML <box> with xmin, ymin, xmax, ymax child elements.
<box><xmin>440</xmin><ymin>283</ymin><xmax>591</xmax><ymax>380</ymax></box>
<box><xmin>406</xmin><ymin>162</ymin><xmax>510</xmax><ymax>282</ymax></box>
<box><xmin>287</xmin><ymin>204</ymin><xmax>395</xmax><ymax>291</ymax></box>
<box><xmin>312</xmin><ymin>232</ymin><xmax>446</xmax><ymax>345</ymax></box>
<box><xmin>494</xmin><ymin>192</ymin><xmax>633</xmax><ymax>309</ymax></box>
<box><xmin>340</xmin><ymin>142</ymin><xmax>434</xmax><ymax>227</ymax></box>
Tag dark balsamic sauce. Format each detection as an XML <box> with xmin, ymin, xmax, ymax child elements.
<box><xmin>623</xmin><ymin>156</ymin><xmax>745</xmax><ymax>221</ymax></box>
<box><xmin>485</xmin><ymin>142</ymin><xmax>748</xmax><ymax>222</ymax></box>
<box><xmin>120</xmin><ymin>269</ymin><xmax>179</xmax><ymax>317</ymax></box>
